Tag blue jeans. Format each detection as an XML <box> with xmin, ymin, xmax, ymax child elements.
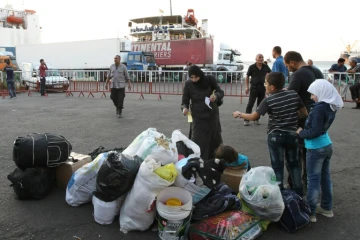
<box><xmin>268</xmin><ymin>131</ymin><xmax>303</xmax><ymax>196</ymax></box>
<box><xmin>306</xmin><ymin>144</ymin><xmax>333</xmax><ymax>216</ymax></box>
<box><xmin>7</xmin><ymin>80</ymin><xmax>16</xmax><ymax>98</ymax></box>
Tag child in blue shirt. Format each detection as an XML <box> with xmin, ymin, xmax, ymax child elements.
<box><xmin>296</xmin><ymin>79</ymin><xmax>343</xmax><ymax>223</ymax></box>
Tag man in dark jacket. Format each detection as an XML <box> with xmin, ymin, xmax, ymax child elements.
<box><xmin>181</xmin><ymin>66</ymin><xmax>224</xmax><ymax>160</ymax></box>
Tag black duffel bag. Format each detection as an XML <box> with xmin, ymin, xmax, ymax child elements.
<box><xmin>7</xmin><ymin>167</ymin><xmax>55</xmax><ymax>200</ymax></box>
<box><xmin>13</xmin><ymin>133</ymin><xmax>72</xmax><ymax>169</ymax></box>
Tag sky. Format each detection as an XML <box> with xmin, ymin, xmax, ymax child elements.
<box><xmin>4</xmin><ymin>0</ymin><xmax>360</xmax><ymax>61</ymax></box>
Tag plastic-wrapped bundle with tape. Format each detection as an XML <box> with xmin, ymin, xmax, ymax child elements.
<box><xmin>119</xmin><ymin>157</ymin><xmax>177</xmax><ymax>233</ymax></box>
<box><xmin>65</xmin><ymin>152</ymin><xmax>108</xmax><ymax>206</ymax></box>
<box><xmin>123</xmin><ymin>128</ymin><xmax>178</xmax><ymax>165</ymax></box>
<box><xmin>239</xmin><ymin>166</ymin><xmax>285</xmax><ymax>222</ymax></box>
<box><xmin>93</xmin><ymin>151</ymin><xmax>142</xmax><ymax>202</ymax></box>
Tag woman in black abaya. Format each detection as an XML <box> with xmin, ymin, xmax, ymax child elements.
<box><xmin>181</xmin><ymin>65</ymin><xmax>224</xmax><ymax>160</ymax></box>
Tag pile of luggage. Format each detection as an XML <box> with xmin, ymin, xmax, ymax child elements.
<box><xmin>7</xmin><ymin>128</ymin><xmax>312</xmax><ymax>240</ymax></box>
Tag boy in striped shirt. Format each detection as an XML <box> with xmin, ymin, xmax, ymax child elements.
<box><xmin>233</xmin><ymin>72</ymin><xmax>308</xmax><ymax>196</ymax></box>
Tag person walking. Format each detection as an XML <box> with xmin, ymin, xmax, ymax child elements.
<box><xmin>105</xmin><ymin>55</ymin><xmax>132</xmax><ymax>118</ymax></box>
<box><xmin>39</xmin><ymin>59</ymin><xmax>48</xmax><ymax>96</ymax></box>
<box><xmin>3</xmin><ymin>59</ymin><xmax>16</xmax><ymax>99</ymax></box>
<box><xmin>181</xmin><ymin>65</ymin><xmax>224</xmax><ymax>160</ymax></box>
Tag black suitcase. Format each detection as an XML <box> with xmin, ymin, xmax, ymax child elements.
<box><xmin>13</xmin><ymin>133</ymin><xmax>72</xmax><ymax>169</ymax></box>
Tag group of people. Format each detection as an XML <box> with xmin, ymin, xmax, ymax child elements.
<box><xmin>181</xmin><ymin>48</ymin><xmax>344</xmax><ymax>223</ymax></box>
<box><xmin>2</xmin><ymin>58</ymin><xmax>50</xmax><ymax>99</ymax></box>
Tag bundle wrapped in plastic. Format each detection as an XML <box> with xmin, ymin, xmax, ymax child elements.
<box><xmin>119</xmin><ymin>157</ymin><xmax>177</xmax><ymax>233</ymax></box>
<box><xmin>171</xmin><ymin>130</ymin><xmax>200</xmax><ymax>159</ymax></box>
<box><xmin>93</xmin><ymin>151</ymin><xmax>143</xmax><ymax>202</ymax></box>
<box><xmin>123</xmin><ymin>128</ymin><xmax>178</xmax><ymax>165</ymax></box>
<box><xmin>92</xmin><ymin>195</ymin><xmax>122</xmax><ymax>225</ymax></box>
<box><xmin>239</xmin><ymin>166</ymin><xmax>285</xmax><ymax>222</ymax></box>
<box><xmin>122</xmin><ymin>128</ymin><xmax>161</xmax><ymax>156</ymax></box>
<box><xmin>65</xmin><ymin>152</ymin><xmax>108</xmax><ymax>206</ymax></box>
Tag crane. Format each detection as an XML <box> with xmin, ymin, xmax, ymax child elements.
<box><xmin>341</xmin><ymin>39</ymin><xmax>360</xmax><ymax>53</ymax></box>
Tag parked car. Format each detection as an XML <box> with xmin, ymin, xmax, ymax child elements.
<box><xmin>21</xmin><ymin>62</ymin><xmax>70</xmax><ymax>91</ymax></box>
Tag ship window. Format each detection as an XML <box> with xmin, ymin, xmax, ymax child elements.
<box><xmin>218</xmin><ymin>53</ymin><xmax>222</xmax><ymax>61</ymax></box>
<box><xmin>223</xmin><ymin>54</ymin><xmax>231</xmax><ymax>60</ymax></box>
<box><xmin>128</xmin><ymin>55</ymin><xmax>134</xmax><ymax>61</ymax></box>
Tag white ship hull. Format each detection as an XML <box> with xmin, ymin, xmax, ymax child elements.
<box><xmin>0</xmin><ymin>6</ymin><xmax>41</xmax><ymax>55</ymax></box>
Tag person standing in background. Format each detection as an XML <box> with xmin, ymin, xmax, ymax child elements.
<box><xmin>39</xmin><ymin>59</ymin><xmax>48</xmax><ymax>96</ymax></box>
<box><xmin>3</xmin><ymin>59</ymin><xmax>16</xmax><ymax>99</ymax></box>
<box><xmin>272</xmin><ymin>46</ymin><xmax>289</xmax><ymax>87</ymax></box>
<box><xmin>244</xmin><ymin>54</ymin><xmax>271</xmax><ymax>126</ymax></box>
<box><xmin>328</xmin><ymin>58</ymin><xmax>348</xmax><ymax>100</ymax></box>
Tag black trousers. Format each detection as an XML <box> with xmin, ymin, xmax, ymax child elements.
<box><xmin>40</xmin><ymin>77</ymin><xmax>46</xmax><ymax>96</ymax></box>
<box><xmin>110</xmin><ymin>88</ymin><xmax>125</xmax><ymax>113</ymax></box>
<box><xmin>190</xmin><ymin>116</ymin><xmax>223</xmax><ymax>160</ymax></box>
<box><xmin>245</xmin><ymin>85</ymin><xmax>266</xmax><ymax>121</ymax></box>
<box><xmin>287</xmin><ymin>118</ymin><xmax>307</xmax><ymax>190</ymax></box>
<box><xmin>350</xmin><ymin>83</ymin><xmax>360</xmax><ymax>100</ymax></box>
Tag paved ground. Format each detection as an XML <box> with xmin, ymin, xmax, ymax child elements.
<box><xmin>0</xmin><ymin>91</ymin><xmax>359</xmax><ymax>240</ymax></box>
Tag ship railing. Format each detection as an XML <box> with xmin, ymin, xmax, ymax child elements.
<box><xmin>2</xmin><ymin>70</ymin><xmax>359</xmax><ymax>103</ymax></box>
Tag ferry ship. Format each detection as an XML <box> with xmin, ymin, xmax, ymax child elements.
<box><xmin>0</xmin><ymin>4</ymin><xmax>41</xmax><ymax>55</ymax></box>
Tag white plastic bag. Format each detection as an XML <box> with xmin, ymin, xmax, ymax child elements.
<box><xmin>136</xmin><ymin>134</ymin><xmax>178</xmax><ymax>165</ymax></box>
<box><xmin>173</xmin><ymin>158</ymin><xmax>210</xmax><ymax>204</ymax></box>
<box><xmin>119</xmin><ymin>157</ymin><xmax>175</xmax><ymax>233</ymax></box>
<box><xmin>239</xmin><ymin>166</ymin><xmax>285</xmax><ymax>222</ymax></box>
<box><xmin>92</xmin><ymin>195</ymin><xmax>122</xmax><ymax>225</ymax></box>
<box><xmin>171</xmin><ymin>129</ymin><xmax>200</xmax><ymax>159</ymax></box>
<box><xmin>65</xmin><ymin>152</ymin><xmax>108</xmax><ymax>206</ymax></box>
<box><xmin>122</xmin><ymin>128</ymin><xmax>162</xmax><ymax>156</ymax></box>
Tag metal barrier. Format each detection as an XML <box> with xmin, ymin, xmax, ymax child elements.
<box><xmin>2</xmin><ymin>69</ymin><xmax>360</xmax><ymax>103</ymax></box>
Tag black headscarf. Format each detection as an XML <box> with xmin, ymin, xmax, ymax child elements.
<box><xmin>188</xmin><ymin>65</ymin><xmax>208</xmax><ymax>89</ymax></box>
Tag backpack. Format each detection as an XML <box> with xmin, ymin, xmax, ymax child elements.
<box><xmin>278</xmin><ymin>189</ymin><xmax>311</xmax><ymax>233</ymax></box>
<box><xmin>192</xmin><ymin>182</ymin><xmax>241</xmax><ymax>221</ymax></box>
<box><xmin>13</xmin><ymin>133</ymin><xmax>72</xmax><ymax>169</ymax></box>
<box><xmin>7</xmin><ymin>167</ymin><xmax>55</xmax><ymax>200</ymax></box>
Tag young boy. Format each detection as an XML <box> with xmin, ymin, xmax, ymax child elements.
<box><xmin>233</xmin><ymin>72</ymin><xmax>308</xmax><ymax>196</ymax></box>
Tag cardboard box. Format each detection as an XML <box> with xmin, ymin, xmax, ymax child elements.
<box><xmin>55</xmin><ymin>152</ymin><xmax>92</xmax><ymax>190</ymax></box>
<box><xmin>221</xmin><ymin>166</ymin><xmax>247</xmax><ymax>193</ymax></box>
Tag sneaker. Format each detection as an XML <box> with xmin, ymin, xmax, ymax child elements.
<box><xmin>254</xmin><ymin>120</ymin><xmax>260</xmax><ymax>125</ymax></box>
<box><xmin>316</xmin><ymin>204</ymin><xmax>334</xmax><ymax>218</ymax></box>
<box><xmin>244</xmin><ymin>121</ymin><xmax>249</xmax><ymax>126</ymax></box>
<box><xmin>309</xmin><ymin>215</ymin><xmax>317</xmax><ymax>223</ymax></box>
<box><xmin>13</xmin><ymin>97</ymin><xmax>17</xmax><ymax>99</ymax></box>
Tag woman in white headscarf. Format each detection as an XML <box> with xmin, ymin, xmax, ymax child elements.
<box><xmin>296</xmin><ymin>79</ymin><xmax>343</xmax><ymax>223</ymax></box>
